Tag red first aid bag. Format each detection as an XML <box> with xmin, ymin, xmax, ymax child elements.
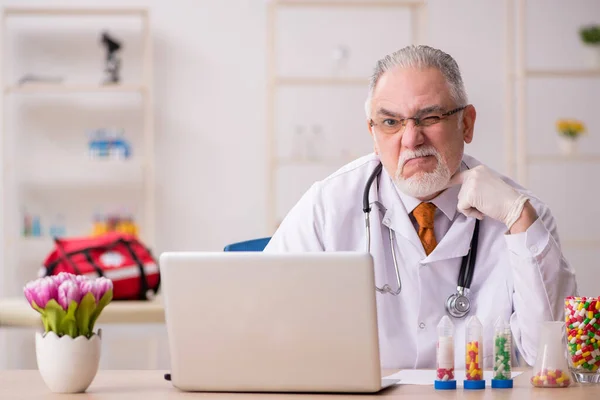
<box><xmin>42</xmin><ymin>232</ymin><xmax>160</xmax><ymax>300</ymax></box>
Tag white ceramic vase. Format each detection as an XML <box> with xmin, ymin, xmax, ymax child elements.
<box><xmin>35</xmin><ymin>329</ymin><xmax>102</xmax><ymax>393</ymax></box>
<box><xmin>583</xmin><ymin>45</ymin><xmax>600</xmax><ymax>69</ymax></box>
<box><xmin>557</xmin><ymin>136</ymin><xmax>577</xmax><ymax>156</ymax></box>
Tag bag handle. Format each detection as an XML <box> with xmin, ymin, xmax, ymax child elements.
<box><xmin>119</xmin><ymin>238</ymin><xmax>151</xmax><ymax>300</ymax></box>
<box><xmin>51</xmin><ymin>237</ymin><xmax>83</xmax><ymax>275</ymax></box>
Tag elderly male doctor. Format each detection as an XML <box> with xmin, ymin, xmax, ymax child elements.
<box><xmin>264</xmin><ymin>45</ymin><xmax>578</xmax><ymax>369</ymax></box>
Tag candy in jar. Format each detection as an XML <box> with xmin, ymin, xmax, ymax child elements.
<box><xmin>464</xmin><ymin>316</ymin><xmax>485</xmax><ymax>390</ymax></box>
<box><xmin>434</xmin><ymin>316</ymin><xmax>456</xmax><ymax>390</ymax></box>
<box><xmin>530</xmin><ymin>321</ymin><xmax>571</xmax><ymax>388</ymax></box>
<box><xmin>565</xmin><ymin>296</ymin><xmax>600</xmax><ymax>383</ymax></box>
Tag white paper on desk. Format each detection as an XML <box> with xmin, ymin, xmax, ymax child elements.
<box><xmin>388</xmin><ymin>369</ymin><xmax>523</xmax><ymax>386</ymax></box>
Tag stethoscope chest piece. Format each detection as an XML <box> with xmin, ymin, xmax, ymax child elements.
<box><xmin>445</xmin><ymin>290</ymin><xmax>471</xmax><ymax>319</ymax></box>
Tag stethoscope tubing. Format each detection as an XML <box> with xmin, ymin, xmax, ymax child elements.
<box><xmin>363</xmin><ymin>161</ymin><xmax>479</xmax><ymax>318</ymax></box>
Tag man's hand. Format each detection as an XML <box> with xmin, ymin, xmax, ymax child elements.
<box><xmin>447</xmin><ymin>165</ymin><xmax>537</xmax><ymax>232</ymax></box>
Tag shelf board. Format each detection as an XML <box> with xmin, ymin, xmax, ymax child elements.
<box><xmin>275</xmin><ymin>77</ymin><xmax>368</xmax><ymax>86</ymax></box>
<box><xmin>276</xmin><ymin>157</ymin><xmax>356</xmax><ymax>166</ymax></box>
<box><xmin>3</xmin><ymin>7</ymin><xmax>148</xmax><ymax>17</ymax></box>
<box><xmin>19</xmin><ymin>159</ymin><xmax>144</xmax><ymax>187</ymax></box>
<box><xmin>274</xmin><ymin>1</ymin><xmax>425</xmax><ymax>7</ymax></box>
<box><xmin>5</xmin><ymin>84</ymin><xmax>147</xmax><ymax>95</ymax></box>
<box><xmin>18</xmin><ymin>236</ymin><xmax>54</xmax><ymax>248</ymax></box>
<box><xmin>562</xmin><ymin>240</ymin><xmax>600</xmax><ymax>249</ymax></box>
<box><xmin>525</xmin><ymin>69</ymin><xmax>600</xmax><ymax>78</ymax></box>
<box><xmin>526</xmin><ymin>154</ymin><xmax>600</xmax><ymax>164</ymax></box>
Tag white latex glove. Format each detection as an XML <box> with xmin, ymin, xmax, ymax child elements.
<box><xmin>447</xmin><ymin>165</ymin><xmax>530</xmax><ymax>229</ymax></box>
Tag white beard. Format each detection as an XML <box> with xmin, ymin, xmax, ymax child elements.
<box><xmin>393</xmin><ymin>146</ymin><xmax>451</xmax><ymax>198</ymax></box>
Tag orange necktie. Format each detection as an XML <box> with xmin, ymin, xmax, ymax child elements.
<box><xmin>413</xmin><ymin>202</ymin><xmax>438</xmax><ymax>256</ymax></box>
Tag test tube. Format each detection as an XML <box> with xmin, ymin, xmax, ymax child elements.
<box><xmin>492</xmin><ymin>317</ymin><xmax>513</xmax><ymax>388</ymax></box>
<box><xmin>435</xmin><ymin>316</ymin><xmax>456</xmax><ymax>390</ymax></box>
<box><xmin>464</xmin><ymin>316</ymin><xmax>485</xmax><ymax>389</ymax></box>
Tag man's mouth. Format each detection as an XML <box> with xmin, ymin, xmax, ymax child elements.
<box><xmin>404</xmin><ymin>155</ymin><xmax>434</xmax><ymax>167</ymax></box>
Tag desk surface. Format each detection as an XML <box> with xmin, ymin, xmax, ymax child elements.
<box><xmin>0</xmin><ymin>369</ymin><xmax>597</xmax><ymax>399</ymax></box>
<box><xmin>0</xmin><ymin>297</ymin><xmax>165</xmax><ymax>327</ymax></box>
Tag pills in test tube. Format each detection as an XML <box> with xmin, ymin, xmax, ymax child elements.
<box><xmin>464</xmin><ymin>316</ymin><xmax>485</xmax><ymax>390</ymax></box>
<box><xmin>435</xmin><ymin>316</ymin><xmax>456</xmax><ymax>390</ymax></box>
<box><xmin>492</xmin><ymin>317</ymin><xmax>513</xmax><ymax>388</ymax></box>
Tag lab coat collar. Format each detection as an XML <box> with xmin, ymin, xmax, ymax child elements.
<box><xmin>377</xmin><ymin>169</ymin><xmax>425</xmax><ymax>255</ymax></box>
<box><xmin>396</xmin><ymin>184</ymin><xmax>460</xmax><ymax>222</ymax></box>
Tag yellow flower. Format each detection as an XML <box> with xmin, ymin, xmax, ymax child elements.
<box><xmin>556</xmin><ymin>119</ymin><xmax>586</xmax><ymax>138</ymax></box>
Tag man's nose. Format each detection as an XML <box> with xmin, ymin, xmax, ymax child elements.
<box><xmin>400</xmin><ymin>119</ymin><xmax>425</xmax><ymax>149</ymax></box>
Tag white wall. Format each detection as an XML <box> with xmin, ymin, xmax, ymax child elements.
<box><xmin>0</xmin><ymin>0</ymin><xmax>598</xmax><ymax>369</ymax></box>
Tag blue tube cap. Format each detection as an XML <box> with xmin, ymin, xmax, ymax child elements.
<box><xmin>434</xmin><ymin>380</ymin><xmax>457</xmax><ymax>390</ymax></box>
<box><xmin>463</xmin><ymin>379</ymin><xmax>486</xmax><ymax>390</ymax></box>
<box><xmin>491</xmin><ymin>379</ymin><xmax>513</xmax><ymax>388</ymax></box>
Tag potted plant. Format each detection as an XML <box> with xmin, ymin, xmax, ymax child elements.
<box><xmin>556</xmin><ymin>119</ymin><xmax>586</xmax><ymax>155</ymax></box>
<box><xmin>579</xmin><ymin>24</ymin><xmax>600</xmax><ymax>68</ymax></box>
<box><xmin>24</xmin><ymin>272</ymin><xmax>113</xmax><ymax>393</ymax></box>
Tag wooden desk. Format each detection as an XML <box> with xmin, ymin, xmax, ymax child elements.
<box><xmin>0</xmin><ymin>369</ymin><xmax>597</xmax><ymax>399</ymax></box>
<box><xmin>0</xmin><ymin>297</ymin><xmax>165</xmax><ymax>327</ymax></box>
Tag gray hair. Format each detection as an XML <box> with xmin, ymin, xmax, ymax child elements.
<box><xmin>364</xmin><ymin>45</ymin><xmax>468</xmax><ymax>118</ymax></box>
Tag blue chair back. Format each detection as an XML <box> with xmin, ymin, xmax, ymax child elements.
<box><xmin>223</xmin><ymin>237</ymin><xmax>271</xmax><ymax>252</ymax></box>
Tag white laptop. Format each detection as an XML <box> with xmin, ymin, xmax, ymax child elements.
<box><xmin>158</xmin><ymin>251</ymin><xmax>399</xmax><ymax>393</ymax></box>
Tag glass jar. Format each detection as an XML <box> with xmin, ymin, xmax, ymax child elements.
<box><xmin>531</xmin><ymin>321</ymin><xmax>571</xmax><ymax>388</ymax></box>
<box><xmin>565</xmin><ymin>296</ymin><xmax>600</xmax><ymax>383</ymax></box>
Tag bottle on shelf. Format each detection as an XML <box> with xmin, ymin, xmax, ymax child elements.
<box><xmin>109</xmin><ymin>129</ymin><xmax>132</xmax><ymax>160</ymax></box>
<box><xmin>88</xmin><ymin>128</ymin><xmax>109</xmax><ymax>159</ymax></box>
<box><xmin>306</xmin><ymin>124</ymin><xmax>323</xmax><ymax>161</ymax></box>
<box><xmin>291</xmin><ymin>124</ymin><xmax>306</xmax><ymax>161</ymax></box>
<box><xmin>31</xmin><ymin>215</ymin><xmax>42</xmax><ymax>237</ymax></box>
<box><xmin>49</xmin><ymin>214</ymin><xmax>67</xmax><ymax>238</ymax></box>
<box><xmin>22</xmin><ymin>210</ymin><xmax>32</xmax><ymax>237</ymax></box>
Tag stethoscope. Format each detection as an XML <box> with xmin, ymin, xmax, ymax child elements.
<box><xmin>362</xmin><ymin>162</ymin><xmax>480</xmax><ymax>319</ymax></box>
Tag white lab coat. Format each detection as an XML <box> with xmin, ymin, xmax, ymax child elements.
<box><xmin>264</xmin><ymin>153</ymin><xmax>578</xmax><ymax>369</ymax></box>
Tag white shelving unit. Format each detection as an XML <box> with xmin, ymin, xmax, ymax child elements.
<box><xmin>0</xmin><ymin>7</ymin><xmax>155</xmax><ymax>298</ymax></box>
<box><xmin>508</xmin><ymin>0</ymin><xmax>600</xmax><ymax>184</ymax></box>
<box><xmin>266</xmin><ymin>0</ymin><xmax>428</xmax><ymax>231</ymax></box>
<box><xmin>507</xmin><ymin>0</ymin><xmax>600</xmax><ymax>295</ymax></box>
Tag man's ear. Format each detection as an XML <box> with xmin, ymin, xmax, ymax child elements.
<box><xmin>462</xmin><ymin>105</ymin><xmax>476</xmax><ymax>144</ymax></box>
<box><xmin>367</xmin><ymin>120</ymin><xmax>379</xmax><ymax>155</ymax></box>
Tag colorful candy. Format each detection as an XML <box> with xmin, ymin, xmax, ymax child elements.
<box><xmin>465</xmin><ymin>341</ymin><xmax>482</xmax><ymax>380</ymax></box>
<box><xmin>436</xmin><ymin>368</ymin><xmax>454</xmax><ymax>381</ymax></box>
<box><xmin>565</xmin><ymin>296</ymin><xmax>600</xmax><ymax>373</ymax></box>
<box><xmin>435</xmin><ymin>316</ymin><xmax>456</xmax><ymax>389</ymax></box>
<box><xmin>464</xmin><ymin>316</ymin><xmax>484</xmax><ymax>384</ymax></box>
<box><xmin>491</xmin><ymin>317</ymin><xmax>513</xmax><ymax>388</ymax></box>
<box><xmin>530</xmin><ymin>369</ymin><xmax>571</xmax><ymax>388</ymax></box>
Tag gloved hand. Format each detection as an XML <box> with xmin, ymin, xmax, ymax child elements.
<box><xmin>447</xmin><ymin>165</ymin><xmax>530</xmax><ymax>229</ymax></box>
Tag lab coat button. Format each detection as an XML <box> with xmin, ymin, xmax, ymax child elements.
<box><xmin>530</xmin><ymin>245</ymin><xmax>538</xmax><ymax>253</ymax></box>
<box><xmin>419</xmin><ymin>322</ymin><xmax>426</xmax><ymax>329</ymax></box>
<box><xmin>383</xmin><ymin>218</ymin><xmax>390</xmax><ymax>225</ymax></box>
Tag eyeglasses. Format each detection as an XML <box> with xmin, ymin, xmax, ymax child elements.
<box><xmin>369</xmin><ymin>106</ymin><xmax>467</xmax><ymax>135</ymax></box>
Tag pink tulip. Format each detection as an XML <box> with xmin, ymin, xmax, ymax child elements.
<box><xmin>95</xmin><ymin>277</ymin><xmax>113</xmax><ymax>301</ymax></box>
<box><xmin>57</xmin><ymin>280</ymin><xmax>82</xmax><ymax>310</ymax></box>
<box><xmin>79</xmin><ymin>277</ymin><xmax>113</xmax><ymax>303</ymax></box>
<box><xmin>23</xmin><ymin>277</ymin><xmax>58</xmax><ymax>308</ymax></box>
<box><xmin>52</xmin><ymin>272</ymin><xmax>77</xmax><ymax>286</ymax></box>
<box><xmin>79</xmin><ymin>279</ymin><xmax>95</xmax><ymax>300</ymax></box>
